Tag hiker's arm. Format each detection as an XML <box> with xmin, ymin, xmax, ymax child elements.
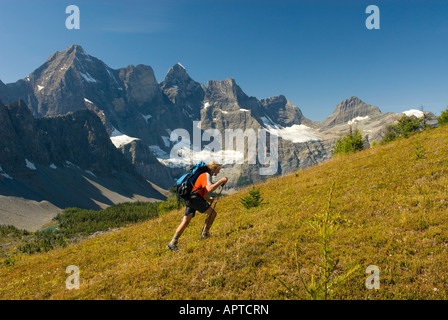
<box><xmin>205</xmin><ymin>177</ymin><xmax>228</xmax><ymax>193</ymax></box>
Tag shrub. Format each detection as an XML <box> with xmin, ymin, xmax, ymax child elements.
<box><xmin>437</xmin><ymin>107</ymin><xmax>448</xmax><ymax>126</ymax></box>
<box><xmin>240</xmin><ymin>187</ymin><xmax>263</xmax><ymax>209</ymax></box>
<box><xmin>333</xmin><ymin>128</ymin><xmax>365</xmax><ymax>155</ymax></box>
<box><xmin>381</xmin><ymin>114</ymin><xmax>423</xmax><ymax>144</ymax></box>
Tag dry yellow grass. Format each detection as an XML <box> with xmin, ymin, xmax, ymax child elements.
<box><xmin>1</xmin><ymin>125</ymin><xmax>448</xmax><ymax>299</ymax></box>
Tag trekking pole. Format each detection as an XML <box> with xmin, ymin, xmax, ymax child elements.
<box><xmin>212</xmin><ymin>184</ymin><xmax>224</xmax><ymax>210</ymax></box>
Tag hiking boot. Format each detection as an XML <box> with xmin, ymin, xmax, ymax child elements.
<box><xmin>167</xmin><ymin>242</ymin><xmax>179</xmax><ymax>251</ymax></box>
<box><xmin>200</xmin><ymin>232</ymin><xmax>210</xmax><ymax>240</ymax></box>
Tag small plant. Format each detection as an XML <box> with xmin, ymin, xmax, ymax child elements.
<box><xmin>275</xmin><ymin>181</ymin><xmax>359</xmax><ymax>300</ymax></box>
<box><xmin>240</xmin><ymin>187</ymin><xmax>263</xmax><ymax>209</ymax></box>
<box><xmin>412</xmin><ymin>140</ymin><xmax>426</xmax><ymax>160</ymax></box>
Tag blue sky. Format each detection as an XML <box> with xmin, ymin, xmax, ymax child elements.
<box><xmin>0</xmin><ymin>0</ymin><xmax>447</xmax><ymax>121</ymax></box>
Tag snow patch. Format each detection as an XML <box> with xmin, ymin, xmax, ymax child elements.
<box><xmin>106</xmin><ymin>68</ymin><xmax>118</xmax><ymax>84</ymax></box>
<box><xmin>347</xmin><ymin>116</ymin><xmax>369</xmax><ymax>125</ymax></box>
<box><xmin>79</xmin><ymin>72</ymin><xmax>98</xmax><ymax>83</ymax></box>
<box><xmin>203</xmin><ymin>102</ymin><xmax>210</xmax><ymax>110</ymax></box>
<box><xmin>403</xmin><ymin>109</ymin><xmax>425</xmax><ymax>118</ymax></box>
<box><xmin>37</xmin><ymin>85</ymin><xmax>44</xmax><ymax>92</ymax></box>
<box><xmin>110</xmin><ymin>128</ymin><xmax>139</xmax><ymax>148</ymax></box>
<box><xmin>0</xmin><ymin>166</ymin><xmax>13</xmax><ymax>180</ymax></box>
<box><xmin>25</xmin><ymin>159</ymin><xmax>36</xmax><ymax>170</ymax></box>
<box><xmin>141</xmin><ymin>114</ymin><xmax>152</xmax><ymax>122</ymax></box>
<box><xmin>49</xmin><ymin>163</ymin><xmax>57</xmax><ymax>169</ymax></box>
<box><xmin>84</xmin><ymin>98</ymin><xmax>93</xmax><ymax>104</ymax></box>
<box><xmin>261</xmin><ymin>116</ymin><xmax>321</xmax><ymax>143</ymax></box>
<box><xmin>1</xmin><ymin>172</ymin><xmax>13</xmax><ymax>179</ymax></box>
<box><xmin>85</xmin><ymin>170</ymin><xmax>96</xmax><ymax>177</ymax></box>
<box><xmin>240</xmin><ymin>109</ymin><xmax>250</xmax><ymax>112</ymax></box>
<box><xmin>177</xmin><ymin>62</ymin><xmax>185</xmax><ymax>70</ymax></box>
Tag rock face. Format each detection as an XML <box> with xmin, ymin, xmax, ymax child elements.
<box><xmin>118</xmin><ymin>139</ymin><xmax>182</xmax><ymax>190</ymax></box>
<box><xmin>0</xmin><ymin>45</ymin><xmax>408</xmax><ymax>194</ymax></box>
<box><xmin>260</xmin><ymin>95</ymin><xmax>313</xmax><ymax>127</ymax></box>
<box><xmin>0</xmin><ymin>99</ymin><xmax>134</xmax><ymax>176</ymax></box>
<box><xmin>0</xmin><ymin>99</ymin><xmax>165</xmax><ymax>230</ymax></box>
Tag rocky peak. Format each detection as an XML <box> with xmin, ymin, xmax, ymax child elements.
<box><xmin>322</xmin><ymin>96</ymin><xmax>382</xmax><ymax>128</ymax></box>
<box><xmin>159</xmin><ymin>63</ymin><xmax>205</xmax><ymax>120</ymax></box>
<box><xmin>260</xmin><ymin>95</ymin><xmax>311</xmax><ymax>127</ymax></box>
<box><xmin>205</xmin><ymin>78</ymin><xmax>253</xmax><ymax>112</ymax></box>
<box><xmin>163</xmin><ymin>63</ymin><xmax>191</xmax><ymax>86</ymax></box>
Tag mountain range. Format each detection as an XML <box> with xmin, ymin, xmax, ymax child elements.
<box><xmin>0</xmin><ymin>44</ymin><xmax>421</xmax><ymax>230</ymax></box>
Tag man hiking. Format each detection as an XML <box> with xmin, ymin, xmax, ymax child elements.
<box><xmin>168</xmin><ymin>161</ymin><xmax>228</xmax><ymax>251</ymax></box>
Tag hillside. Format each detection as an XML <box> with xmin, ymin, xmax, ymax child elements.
<box><xmin>1</xmin><ymin>125</ymin><xmax>448</xmax><ymax>300</ymax></box>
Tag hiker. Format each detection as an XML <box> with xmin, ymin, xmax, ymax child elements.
<box><xmin>168</xmin><ymin>161</ymin><xmax>228</xmax><ymax>251</ymax></box>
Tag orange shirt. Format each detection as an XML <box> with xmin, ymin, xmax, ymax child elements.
<box><xmin>193</xmin><ymin>172</ymin><xmax>210</xmax><ymax>199</ymax></box>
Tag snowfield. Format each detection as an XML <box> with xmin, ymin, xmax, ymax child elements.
<box><xmin>261</xmin><ymin>116</ymin><xmax>322</xmax><ymax>143</ymax></box>
<box><xmin>110</xmin><ymin>129</ymin><xmax>139</xmax><ymax>148</ymax></box>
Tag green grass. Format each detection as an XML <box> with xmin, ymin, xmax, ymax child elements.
<box><xmin>1</xmin><ymin>125</ymin><xmax>448</xmax><ymax>299</ymax></box>
<box><xmin>0</xmin><ymin>201</ymin><xmax>164</xmax><ymax>258</ymax></box>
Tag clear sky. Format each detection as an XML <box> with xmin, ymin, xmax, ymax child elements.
<box><xmin>0</xmin><ymin>0</ymin><xmax>447</xmax><ymax>121</ymax></box>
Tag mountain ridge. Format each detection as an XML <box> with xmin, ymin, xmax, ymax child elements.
<box><xmin>0</xmin><ymin>44</ymin><xmax>415</xmax><ymax>204</ymax></box>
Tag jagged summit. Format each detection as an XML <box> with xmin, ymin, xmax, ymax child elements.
<box><xmin>162</xmin><ymin>62</ymin><xmax>192</xmax><ymax>87</ymax></box>
<box><xmin>62</xmin><ymin>44</ymin><xmax>86</xmax><ymax>56</ymax></box>
<box><xmin>43</xmin><ymin>44</ymin><xmax>93</xmax><ymax>68</ymax></box>
<box><xmin>321</xmin><ymin>96</ymin><xmax>382</xmax><ymax>128</ymax></box>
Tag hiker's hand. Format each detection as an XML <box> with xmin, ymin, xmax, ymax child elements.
<box><xmin>221</xmin><ymin>177</ymin><xmax>228</xmax><ymax>186</ymax></box>
<box><xmin>208</xmin><ymin>197</ymin><xmax>214</xmax><ymax>204</ymax></box>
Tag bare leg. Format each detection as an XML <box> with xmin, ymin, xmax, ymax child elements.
<box><xmin>175</xmin><ymin>215</ymin><xmax>193</xmax><ymax>237</ymax></box>
<box><xmin>169</xmin><ymin>215</ymin><xmax>193</xmax><ymax>248</ymax></box>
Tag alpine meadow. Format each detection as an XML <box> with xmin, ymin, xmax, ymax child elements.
<box><xmin>2</xmin><ymin>124</ymin><xmax>448</xmax><ymax>300</ymax></box>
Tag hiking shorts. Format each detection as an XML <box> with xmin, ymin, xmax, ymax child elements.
<box><xmin>184</xmin><ymin>194</ymin><xmax>210</xmax><ymax>217</ymax></box>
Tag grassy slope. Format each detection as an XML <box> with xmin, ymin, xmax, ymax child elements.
<box><xmin>1</xmin><ymin>126</ymin><xmax>448</xmax><ymax>300</ymax></box>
